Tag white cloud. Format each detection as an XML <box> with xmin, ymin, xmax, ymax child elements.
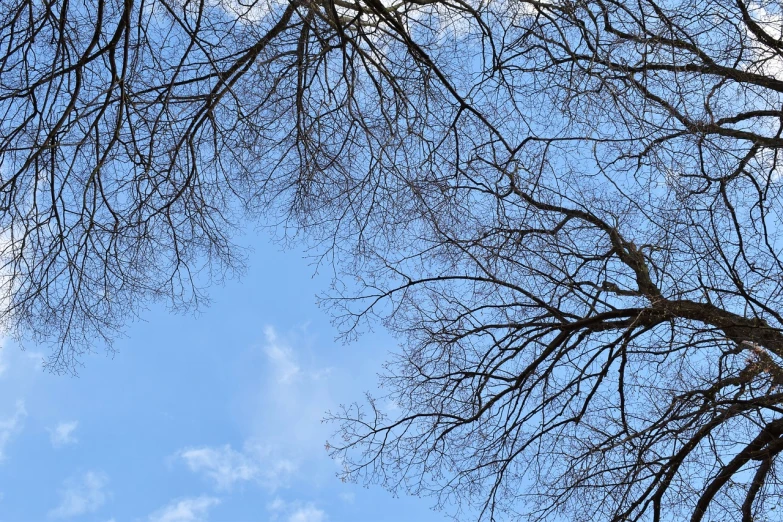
<box><xmin>267</xmin><ymin>497</ymin><xmax>285</xmax><ymax>512</ymax></box>
<box><xmin>175</xmin><ymin>328</ymin><xmax>324</xmax><ymax>494</ymax></box>
<box><xmin>263</xmin><ymin>326</ymin><xmax>301</xmax><ymax>383</ymax></box>
<box><xmin>0</xmin><ymin>400</ymin><xmax>26</xmax><ymax>461</ymax></box>
<box><xmin>49</xmin><ymin>470</ymin><xmax>109</xmax><ymax>518</ymax></box>
<box><xmin>743</xmin><ymin>4</ymin><xmax>783</xmax><ymax>81</ymax></box>
<box><xmin>288</xmin><ymin>504</ymin><xmax>327</xmax><ymax>522</ymax></box>
<box><xmin>0</xmin><ymin>345</ymin><xmax>45</xmax><ymax>375</ymax></box>
<box><xmin>148</xmin><ymin>496</ymin><xmax>220</xmax><ymax>522</ymax></box>
<box><xmin>178</xmin><ymin>445</ymin><xmax>256</xmax><ymax>490</ymax></box>
<box><xmin>267</xmin><ymin>498</ymin><xmax>327</xmax><ymax>522</ymax></box>
<box><xmin>254</xmin><ymin>327</ymin><xmax>335</xmax><ymax>451</ymax></box>
<box><xmin>183</xmin><ymin>325</ymin><xmax>343</xmax><ymax>504</ymax></box>
<box><xmin>178</xmin><ymin>441</ymin><xmax>296</xmax><ymax>491</ymax></box>
<box><xmin>49</xmin><ymin>421</ymin><xmax>78</xmax><ymax>448</ymax></box>
<box><xmin>25</xmin><ymin>350</ymin><xmax>45</xmax><ymax>370</ymax></box>
<box><xmin>211</xmin><ymin>0</ymin><xmax>283</xmax><ymax>24</ymax></box>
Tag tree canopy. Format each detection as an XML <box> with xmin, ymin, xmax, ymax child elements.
<box><xmin>3</xmin><ymin>0</ymin><xmax>783</xmax><ymax>520</ymax></box>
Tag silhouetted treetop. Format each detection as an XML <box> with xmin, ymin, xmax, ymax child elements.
<box><xmin>3</xmin><ymin>1</ymin><xmax>783</xmax><ymax>520</ymax></box>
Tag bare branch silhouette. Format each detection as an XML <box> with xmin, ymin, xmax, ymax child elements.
<box><xmin>3</xmin><ymin>0</ymin><xmax>783</xmax><ymax>519</ymax></box>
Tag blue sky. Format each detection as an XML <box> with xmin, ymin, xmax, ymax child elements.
<box><xmin>0</xmin><ymin>233</ymin><xmax>443</xmax><ymax>522</ymax></box>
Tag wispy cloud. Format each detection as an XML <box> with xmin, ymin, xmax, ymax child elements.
<box><xmin>147</xmin><ymin>496</ymin><xmax>220</xmax><ymax>522</ymax></box>
<box><xmin>258</xmin><ymin>326</ymin><xmax>334</xmax><ymax>426</ymax></box>
<box><xmin>263</xmin><ymin>326</ymin><xmax>302</xmax><ymax>383</ymax></box>
<box><xmin>0</xmin><ymin>344</ymin><xmax>45</xmax><ymax>374</ymax></box>
<box><xmin>176</xmin><ymin>326</ymin><xmax>337</xmax><ymax>493</ymax></box>
<box><xmin>288</xmin><ymin>504</ymin><xmax>327</xmax><ymax>522</ymax></box>
<box><xmin>48</xmin><ymin>470</ymin><xmax>109</xmax><ymax>518</ymax></box>
<box><xmin>0</xmin><ymin>400</ymin><xmax>26</xmax><ymax>461</ymax></box>
<box><xmin>25</xmin><ymin>350</ymin><xmax>45</xmax><ymax>370</ymax></box>
<box><xmin>178</xmin><ymin>445</ymin><xmax>257</xmax><ymax>490</ymax></box>
<box><xmin>268</xmin><ymin>498</ymin><xmax>328</xmax><ymax>522</ymax></box>
<box><xmin>220</xmin><ymin>0</ymin><xmax>286</xmax><ymax>24</ymax></box>
<box><xmin>252</xmin><ymin>327</ymin><xmax>336</xmax><ymax>457</ymax></box>
<box><xmin>338</xmin><ymin>491</ymin><xmax>355</xmax><ymax>504</ymax></box>
<box><xmin>178</xmin><ymin>441</ymin><xmax>296</xmax><ymax>491</ymax></box>
<box><xmin>49</xmin><ymin>421</ymin><xmax>78</xmax><ymax>448</ymax></box>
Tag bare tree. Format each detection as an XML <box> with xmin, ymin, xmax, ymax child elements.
<box><xmin>3</xmin><ymin>0</ymin><xmax>783</xmax><ymax>519</ymax></box>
